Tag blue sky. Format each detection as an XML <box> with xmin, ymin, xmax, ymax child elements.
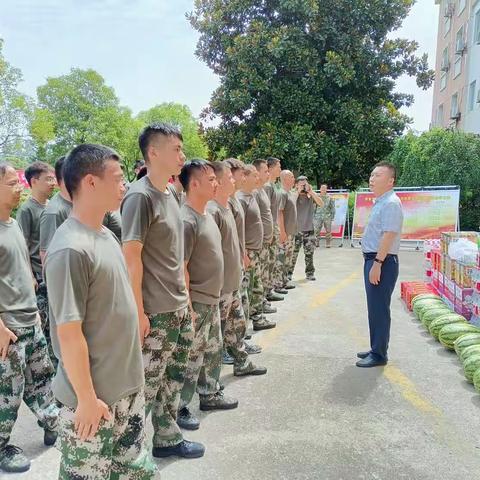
<box><xmin>0</xmin><ymin>0</ymin><xmax>438</xmax><ymax>131</ymax></box>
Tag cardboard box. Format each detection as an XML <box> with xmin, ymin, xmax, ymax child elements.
<box><xmin>455</xmin><ymin>285</ymin><xmax>474</xmax><ymax>304</ymax></box>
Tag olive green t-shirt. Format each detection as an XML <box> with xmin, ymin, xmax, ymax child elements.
<box><xmin>121</xmin><ymin>176</ymin><xmax>188</xmax><ymax>314</ymax></box>
<box><xmin>236</xmin><ymin>191</ymin><xmax>263</xmax><ymax>251</ymax></box>
<box><xmin>278</xmin><ymin>189</ymin><xmax>298</xmax><ymax>236</ymax></box>
<box><xmin>167</xmin><ymin>183</ymin><xmax>185</xmax><ymax>207</ymax></box>
<box><xmin>182</xmin><ymin>204</ymin><xmax>224</xmax><ymax>305</ymax></box>
<box><xmin>207</xmin><ymin>200</ymin><xmax>242</xmax><ymax>294</ymax></box>
<box><xmin>16</xmin><ymin>197</ymin><xmax>46</xmax><ymax>277</ymax></box>
<box><xmin>228</xmin><ymin>195</ymin><xmax>246</xmax><ymax>258</ymax></box>
<box><xmin>263</xmin><ymin>182</ymin><xmax>280</xmax><ymax>224</ymax></box>
<box><xmin>44</xmin><ymin>217</ymin><xmax>144</xmax><ymax>408</ymax></box>
<box><xmin>0</xmin><ymin>219</ymin><xmax>39</xmax><ymax>329</ymax></box>
<box><xmin>39</xmin><ymin>192</ymin><xmax>72</xmax><ymax>252</ymax></box>
<box><xmin>253</xmin><ymin>188</ymin><xmax>273</xmax><ymax>243</ymax></box>
<box><xmin>296</xmin><ymin>193</ymin><xmax>316</xmax><ymax>232</ymax></box>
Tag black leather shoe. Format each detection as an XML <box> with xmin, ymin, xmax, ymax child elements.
<box><xmin>177</xmin><ymin>407</ymin><xmax>200</xmax><ymax>431</ymax></box>
<box><xmin>152</xmin><ymin>440</ymin><xmax>205</xmax><ymax>459</ymax></box>
<box><xmin>357</xmin><ymin>351</ymin><xmax>371</xmax><ymax>359</ymax></box>
<box><xmin>356</xmin><ymin>354</ymin><xmax>387</xmax><ymax>368</ymax></box>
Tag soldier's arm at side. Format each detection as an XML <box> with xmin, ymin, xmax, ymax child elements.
<box><xmin>278</xmin><ymin>209</ymin><xmax>287</xmax><ymax>244</ymax></box>
<box><xmin>0</xmin><ymin>316</ymin><xmax>18</xmax><ymax>360</ymax></box>
<box><xmin>123</xmin><ymin>241</ymin><xmax>150</xmax><ymax>343</ymax></box>
<box><xmin>57</xmin><ymin>321</ymin><xmax>111</xmax><ymax>440</ymax></box>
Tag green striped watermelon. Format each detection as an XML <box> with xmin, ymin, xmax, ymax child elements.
<box><xmin>414</xmin><ymin>300</ymin><xmax>446</xmax><ymax>320</ymax></box>
<box><xmin>421</xmin><ymin>307</ymin><xmax>451</xmax><ymax>328</ymax></box>
<box><xmin>463</xmin><ymin>354</ymin><xmax>480</xmax><ymax>383</ymax></box>
<box><xmin>429</xmin><ymin>314</ymin><xmax>467</xmax><ymax>340</ymax></box>
<box><xmin>454</xmin><ymin>333</ymin><xmax>480</xmax><ymax>356</ymax></box>
<box><xmin>473</xmin><ymin>368</ymin><xmax>480</xmax><ymax>393</ymax></box>
<box><xmin>439</xmin><ymin>323</ymin><xmax>480</xmax><ymax>350</ymax></box>
<box><xmin>460</xmin><ymin>345</ymin><xmax>480</xmax><ymax>363</ymax></box>
<box><xmin>412</xmin><ymin>293</ymin><xmax>441</xmax><ymax>305</ymax></box>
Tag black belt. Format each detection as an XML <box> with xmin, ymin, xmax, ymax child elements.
<box><xmin>363</xmin><ymin>252</ymin><xmax>398</xmax><ymax>260</ymax></box>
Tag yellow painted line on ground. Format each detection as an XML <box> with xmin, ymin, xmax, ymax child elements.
<box><xmin>258</xmin><ymin>270</ymin><xmax>443</xmax><ymax>418</ymax></box>
<box><xmin>383</xmin><ymin>365</ymin><xmax>442</xmax><ymax>416</ymax></box>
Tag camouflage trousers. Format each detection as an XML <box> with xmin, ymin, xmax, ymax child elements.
<box><xmin>35</xmin><ymin>280</ymin><xmax>57</xmax><ymax>369</ymax></box>
<box><xmin>267</xmin><ymin>227</ymin><xmax>282</xmax><ymax>291</ymax></box>
<box><xmin>143</xmin><ymin>308</ymin><xmax>193</xmax><ymax>448</ymax></box>
<box><xmin>278</xmin><ymin>235</ymin><xmax>295</xmax><ymax>286</ymax></box>
<box><xmin>262</xmin><ymin>239</ymin><xmax>276</xmax><ymax>295</ymax></box>
<box><xmin>240</xmin><ymin>268</ymin><xmax>250</xmax><ymax>327</ymax></box>
<box><xmin>219</xmin><ymin>291</ymin><xmax>249</xmax><ymax>368</ymax></box>
<box><xmin>314</xmin><ymin>217</ymin><xmax>333</xmax><ymax>246</ymax></box>
<box><xmin>291</xmin><ymin>231</ymin><xmax>316</xmax><ymax>277</ymax></box>
<box><xmin>0</xmin><ymin>322</ymin><xmax>58</xmax><ymax>449</ymax></box>
<box><xmin>247</xmin><ymin>249</ymin><xmax>264</xmax><ymax>316</ymax></box>
<box><xmin>180</xmin><ymin>302</ymin><xmax>222</xmax><ymax>408</ymax></box>
<box><xmin>58</xmin><ymin>390</ymin><xmax>157</xmax><ymax>480</ymax></box>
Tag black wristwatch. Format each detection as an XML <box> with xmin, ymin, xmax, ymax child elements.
<box><xmin>374</xmin><ymin>258</ymin><xmax>384</xmax><ymax>265</ymax></box>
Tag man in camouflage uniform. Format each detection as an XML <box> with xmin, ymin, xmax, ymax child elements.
<box><xmin>122</xmin><ymin>124</ymin><xmax>203</xmax><ymax>459</ymax></box>
<box><xmin>238</xmin><ymin>165</ymin><xmax>276</xmax><ymax>331</ymax></box>
<box><xmin>290</xmin><ymin>176</ymin><xmax>324</xmax><ymax>281</ymax></box>
<box><xmin>314</xmin><ymin>183</ymin><xmax>336</xmax><ymax>248</ymax></box>
<box><xmin>16</xmin><ymin>162</ymin><xmax>56</xmax><ymax>328</ymax></box>
<box><xmin>277</xmin><ymin>170</ymin><xmax>298</xmax><ymax>288</ymax></box>
<box><xmin>207</xmin><ymin>162</ymin><xmax>267</xmax><ymax>377</ymax></box>
<box><xmin>46</xmin><ymin>145</ymin><xmax>156</xmax><ymax>479</ymax></box>
<box><xmin>264</xmin><ymin>157</ymin><xmax>287</xmax><ymax>298</ymax></box>
<box><xmin>224</xmin><ymin>158</ymin><xmax>263</xmax><ymax>355</ymax></box>
<box><xmin>0</xmin><ymin>162</ymin><xmax>58</xmax><ymax>474</ymax></box>
<box><xmin>177</xmin><ymin>160</ymin><xmax>238</xmax><ymax>429</ymax></box>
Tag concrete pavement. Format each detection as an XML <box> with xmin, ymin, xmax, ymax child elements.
<box><xmin>6</xmin><ymin>246</ymin><xmax>480</xmax><ymax>479</ymax></box>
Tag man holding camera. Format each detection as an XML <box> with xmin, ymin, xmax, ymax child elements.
<box><xmin>290</xmin><ymin>176</ymin><xmax>324</xmax><ymax>281</ymax></box>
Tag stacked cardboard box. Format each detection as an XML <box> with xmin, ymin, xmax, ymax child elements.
<box><xmin>426</xmin><ymin>233</ymin><xmax>478</xmax><ymax>320</ymax></box>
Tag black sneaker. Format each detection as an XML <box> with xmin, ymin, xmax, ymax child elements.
<box><xmin>284</xmin><ymin>281</ymin><xmax>296</xmax><ymax>290</ymax></box>
<box><xmin>306</xmin><ymin>274</ymin><xmax>316</xmax><ymax>281</ymax></box>
<box><xmin>274</xmin><ymin>288</ymin><xmax>288</xmax><ymax>295</ymax></box>
<box><xmin>44</xmin><ymin>428</ymin><xmax>58</xmax><ymax>446</ymax></box>
<box><xmin>152</xmin><ymin>440</ymin><xmax>205</xmax><ymax>459</ymax></box>
<box><xmin>234</xmin><ymin>362</ymin><xmax>267</xmax><ymax>376</ymax></box>
<box><xmin>177</xmin><ymin>407</ymin><xmax>200</xmax><ymax>431</ymax></box>
<box><xmin>266</xmin><ymin>292</ymin><xmax>284</xmax><ymax>302</ymax></box>
<box><xmin>262</xmin><ymin>304</ymin><xmax>277</xmax><ymax>314</ymax></box>
<box><xmin>0</xmin><ymin>445</ymin><xmax>30</xmax><ymax>473</ymax></box>
<box><xmin>199</xmin><ymin>391</ymin><xmax>238</xmax><ymax>411</ymax></box>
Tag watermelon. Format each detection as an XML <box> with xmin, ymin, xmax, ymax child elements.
<box><xmin>463</xmin><ymin>354</ymin><xmax>480</xmax><ymax>383</ymax></box>
<box><xmin>414</xmin><ymin>299</ymin><xmax>446</xmax><ymax>319</ymax></box>
<box><xmin>411</xmin><ymin>293</ymin><xmax>441</xmax><ymax>305</ymax></box>
<box><xmin>460</xmin><ymin>345</ymin><xmax>480</xmax><ymax>363</ymax></box>
<box><xmin>438</xmin><ymin>323</ymin><xmax>480</xmax><ymax>350</ymax></box>
<box><xmin>473</xmin><ymin>368</ymin><xmax>480</xmax><ymax>393</ymax></box>
<box><xmin>421</xmin><ymin>307</ymin><xmax>451</xmax><ymax>328</ymax></box>
<box><xmin>454</xmin><ymin>333</ymin><xmax>480</xmax><ymax>356</ymax></box>
<box><xmin>429</xmin><ymin>313</ymin><xmax>467</xmax><ymax>340</ymax></box>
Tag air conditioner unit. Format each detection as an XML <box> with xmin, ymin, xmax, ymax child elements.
<box><xmin>456</xmin><ymin>38</ymin><xmax>466</xmax><ymax>55</ymax></box>
<box><xmin>450</xmin><ymin>111</ymin><xmax>461</xmax><ymax>120</ymax></box>
<box><xmin>444</xmin><ymin>2</ymin><xmax>455</xmax><ymax>17</ymax></box>
<box><xmin>440</xmin><ymin>59</ymin><xmax>450</xmax><ymax>72</ymax></box>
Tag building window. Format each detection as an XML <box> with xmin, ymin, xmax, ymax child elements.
<box><xmin>451</xmin><ymin>92</ymin><xmax>459</xmax><ymax>119</ymax></box>
<box><xmin>444</xmin><ymin>2</ymin><xmax>454</xmax><ymax>35</ymax></box>
<box><xmin>468</xmin><ymin>81</ymin><xmax>477</xmax><ymax>112</ymax></box>
<box><xmin>437</xmin><ymin>104</ymin><xmax>444</xmax><ymax>126</ymax></box>
<box><xmin>458</xmin><ymin>0</ymin><xmax>466</xmax><ymax>15</ymax></box>
<box><xmin>455</xmin><ymin>25</ymin><xmax>465</xmax><ymax>54</ymax></box>
<box><xmin>454</xmin><ymin>57</ymin><xmax>462</xmax><ymax>78</ymax></box>
<box><xmin>441</xmin><ymin>72</ymin><xmax>448</xmax><ymax>90</ymax></box>
<box><xmin>441</xmin><ymin>46</ymin><xmax>449</xmax><ymax>71</ymax></box>
<box><xmin>475</xmin><ymin>10</ymin><xmax>480</xmax><ymax>44</ymax></box>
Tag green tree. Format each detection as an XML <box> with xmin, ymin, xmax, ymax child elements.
<box><xmin>188</xmin><ymin>0</ymin><xmax>433</xmax><ymax>187</ymax></box>
<box><xmin>137</xmin><ymin>103</ymin><xmax>208</xmax><ymax>159</ymax></box>
<box><xmin>33</xmin><ymin>68</ymin><xmax>140</xmax><ymax>177</ymax></box>
<box><xmin>0</xmin><ymin>38</ymin><xmax>33</xmax><ymax>166</ymax></box>
<box><xmin>389</xmin><ymin>129</ymin><xmax>480</xmax><ymax>230</ymax></box>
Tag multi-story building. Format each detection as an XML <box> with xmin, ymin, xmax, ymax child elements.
<box><xmin>431</xmin><ymin>0</ymin><xmax>480</xmax><ymax>133</ymax></box>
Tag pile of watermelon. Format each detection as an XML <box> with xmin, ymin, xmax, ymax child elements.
<box><xmin>411</xmin><ymin>293</ymin><xmax>480</xmax><ymax>393</ymax></box>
